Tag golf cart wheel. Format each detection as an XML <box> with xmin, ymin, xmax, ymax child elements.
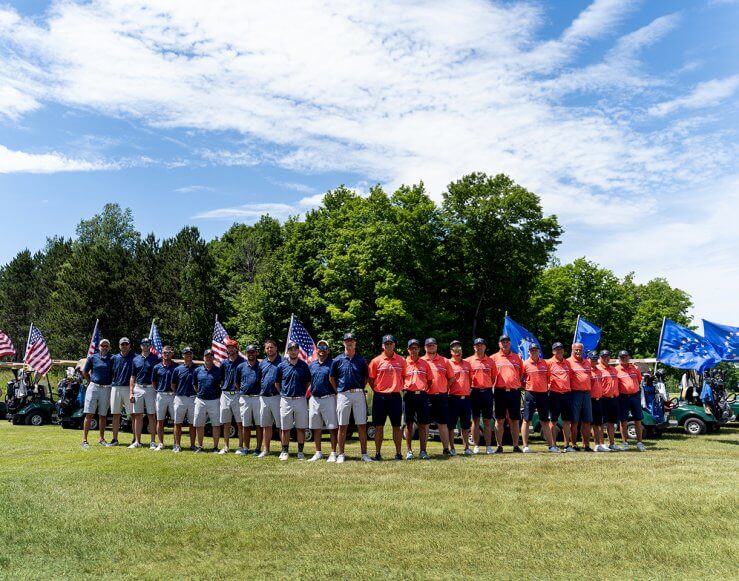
<box><xmin>26</xmin><ymin>412</ymin><xmax>45</xmax><ymax>426</ymax></box>
<box><xmin>11</xmin><ymin>415</ymin><xmax>23</xmax><ymax>425</ymax></box>
<box><xmin>228</xmin><ymin>424</ymin><xmax>238</xmax><ymax>439</ymax></box>
<box><xmin>683</xmin><ymin>417</ymin><xmax>706</xmax><ymax>435</ymax></box>
<box><xmin>366</xmin><ymin>425</ymin><xmax>376</xmax><ymax>440</ymax></box>
<box><xmin>304</xmin><ymin>428</ymin><xmax>312</xmax><ymax>441</ymax></box>
<box><xmin>626</xmin><ymin>421</ymin><xmax>637</xmax><ymax>440</ymax></box>
<box><xmin>89</xmin><ymin>417</ymin><xmax>99</xmax><ymax>431</ymax></box>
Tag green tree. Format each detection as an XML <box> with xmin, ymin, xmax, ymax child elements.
<box><xmin>0</xmin><ymin>249</ymin><xmax>37</xmax><ymax>357</ymax></box>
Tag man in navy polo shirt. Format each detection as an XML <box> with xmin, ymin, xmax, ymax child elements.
<box><xmin>308</xmin><ymin>340</ymin><xmax>338</xmax><ymax>462</ymax></box>
<box><xmin>129</xmin><ymin>337</ymin><xmax>160</xmax><ymax>450</ymax></box>
<box><xmin>193</xmin><ymin>349</ymin><xmax>223</xmax><ymax>453</ymax></box>
<box><xmin>81</xmin><ymin>338</ymin><xmax>113</xmax><ymax>449</ymax></box>
<box><xmin>275</xmin><ymin>341</ymin><xmax>311</xmax><ymax>460</ymax></box>
<box><xmin>172</xmin><ymin>347</ymin><xmax>198</xmax><ymax>453</ymax></box>
<box><xmin>110</xmin><ymin>337</ymin><xmax>135</xmax><ymax>447</ymax></box>
<box><xmin>152</xmin><ymin>345</ymin><xmax>178</xmax><ymax>451</ymax></box>
<box><xmin>236</xmin><ymin>344</ymin><xmax>261</xmax><ymax>455</ymax></box>
<box><xmin>257</xmin><ymin>338</ymin><xmax>282</xmax><ymax>458</ymax></box>
<box><xmin>330</xmin><ymin>332</ymin><xmax>372</xmax><ymax>463</ymax></box>
<box><xmin>219</xmin><ymin>338</ymin><xmax>245</xmax><ymax>455</ymax></box>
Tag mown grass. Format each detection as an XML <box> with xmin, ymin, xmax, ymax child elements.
<box><xmin>0</xmin><ymin>421</ymin><xmax>737</xmax><ymax>580</ymax></box>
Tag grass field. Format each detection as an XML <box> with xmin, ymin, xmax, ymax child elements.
<box><xmin>0</xmin><ymin>422</ymin><xmax>737</xmax><ymax>579</ymax></box>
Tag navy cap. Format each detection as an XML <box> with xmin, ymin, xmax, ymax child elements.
<box><xmin>618</xmin><ymin>350</ymin><xmax>630</xmax><ymax>357</ymax></box>
<box><xmin>407</xmin><ymin>338</ymin><xmax>420</xmax><ymax>348</ymax></box>
<box><xmin>203</xmin><ymin>349</ymin><xmax>214</xmax><ymax>357</ymax></box>
<box><xmin>382</xmin><ymin>334</ymin><xmax>396</xmax><ymax>344</ymax></box>
<box><xmin>424</xmin><ymin>337</ymin><xmax>437</xmax><ymax>346</ymax></box>
<box><xmin>287</xmin><ymin>341</ymin><xmax>299</xmax><ymax>350</ymax></box>
<box><xmin>528</xmin><ymin>343</ymin><xmax>539</xmax><ymax>350</ymax></box>
<box><xmin>140</xmin><ymin>337</ymin><xmax>151</xmax><ymax>346</ymax></box>
<box><xmin>245</xmin><ymin>344</ymin><xmax>258</xmax><ymax>352</ymax></box>
<box><xmin>473</xmin><ymin>338</ymin><xmax>487</xmax><ymax>345</ymax></box>
<box><xmin>588</xmin><ymin>351</ymin><xmax>599</xmax><ymax>360</ymax></box>
<box><xmin>182</xmin><ymin>346</ymin><xmax>193</xmax><ymax>354</ymax></box>
<box><xmin>450</xmin><ymin>340</ymin><xmax>462</xmax><ymax>348</ymax></box>
<box><xmin>599</xmin><ymin>349</ymin><xmax>610</xmax><ymax>357</ymax></box>
<box><xmin>552</xmin><ymin>342</ymin><xmax>564</xmax><ymax>350</ymax></box>
<box><xmin>499</xmin><ymin>334</ymin><xmax>511</xmax><ymax>342</ymax></box>
<box><xmin>343</xmin><ymin>332</ymin><xmax>357</xmax><ymax>341</ymax></box>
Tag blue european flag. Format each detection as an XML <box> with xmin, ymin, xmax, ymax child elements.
<box><xmin>702</xmin><ymin>319</ymin><xmax>739</xmax><ymax>362</ymax></box>
<box><xmin>657</xmin><ymin>319</ymin><xmax>720</xmax><ymax>373</ymax></box>
<box><xmin>503</xmin><ymin>316</ymin><xmax>542</xmax><ymax>358</ymax></box>
<box><xmin>574</xmin><ymin>317</ymin><xmax>601</xmax><ymax>358</ymax></box>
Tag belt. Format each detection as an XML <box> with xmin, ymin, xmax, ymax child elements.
<box><xmin>91</xmin><ymin>383</ymin><xmax>111</xmax><ymax>388</ymax></box>
<box><xmin>591</xmin><ymin>397</ymin><xmax>601</xmax><ymax>400</ymax></box>
<box><xmin>136</xmin><ymin>383</ymin><xmax>153</xmax><ymax>388</ymax></box>
<box><xmin>497</xmin><ymin>387</ymin><xmax>520</xmax><ymax>392</ymax></box>
<box><xmin>450</xmin><ymin>394</ymin><xmax>467</xmax><ymax>399</ymax></box>
<box><xmin>471</xmin><ymin>386</ymin><xmax>493</xmax><ymax>390</ymax></box>
<box><xmin>158</xmin><ymin>391</ymin><xmax>174</xmax><ymax>395</ymax></box>
<box><xmin>240</xmin><ymin>393</ymin><xmax>260</xmax><ymax>397</ymax></box>
<box><xmin>261</xmin><ymin>394</ymin><xmax>279</xmax><ymax>398</ymax></box>
<box><xmin>404</xmin><ymin>390</ymin><xmax>425</xmax><ymax>394</ymax></box>
<box><xmin>282</xmin><ymin>395</ymin><xmax>306</xmax><ymax>400</ymax></box>
<box><xmin>312</xmin><ymin>394</ymin><xmax>336</xmax><ymax>399</ymax></box>
<box><xmin>223</xmin><ymin>390</ymin><xmax>238</xmax><ymax>395</ymax></box>
<box><xmin>342</xmin><ymin>388</ymin><xmax>364</xmax><ymax>393</ymax></box>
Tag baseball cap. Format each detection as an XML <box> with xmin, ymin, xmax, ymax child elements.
<box><xmin>182</xmin><ymin>346</ymin><xmax>193</xmax><ymax>354</ymax></box>
<box><xmin>99</xmin><ymin>338</ymin><xmax>110</xmax><ymax>346</ymax></box>
<box><xmin>203</xmin><ymin>349</ymin><xmax>214</xmax><ymax>357</ymax></box>
<box><xmin>343</xmin><ymin>332</ymin><xmax>357</xmax><ymax>341</ymax></box>
<box><xmin>287</xmin><ymin>341</ymin><xmax>299</xmax><ymax>349</ymax></box>
<box><xmin>551</xmin><ymin>342</ymin><xmax>564</xmax><ymax>350</ymax></box>
<box><xmin>528</xmin><ymin>343</ymin><xmax>539</xmax><ymax>350</ymax></box>
<box><xmin>473</xmin><ymin>338</ymin><xmax>487</xmax><ymax>346</ymax></box>
<box><xmin>224</xmin><ymin>337</ymin><xmax>238</xmax><ymax>347</ymax></box>
<box><xmin>382</xmin><ymin>334</ymin><xmax>396</xmax><ymax>344</ymax></box>
<box><xmin>599</xmin><ymin>349</ymin><xmax>610</xmax><ymax>357</ymax></box>
<box><xmin>424</xmin><ymin>337</ymin><xmax>437</xmax><ymax>346</ymax></box>
<box><xmin>618</xmin><ymin>350</ymin><xmax>630</xmax><ymax>357</ymax></box>
<box><xmin>140</xmin><ymin>337</ymin><xmax>151</xmax><ymax>346</ymax></box>
<box><xmin>450</xmin><ymin>340</ymin><xmax>462</xmax><ymax>348</ymax></box>
<box><xmin>588</xmin><ymin>351</ymin><xmax>599</xmax><ymax>360</ymax></box>
<box><xmin>245</xmin><ymin>344</ymin><xmax>258</xmax><ymax>352</ymax></box>
<box><xmin>407</xmin><ymin>338</ymin><xmax>420</xmax><ymax>348</ymax></box>
<box><xmin>317</xmin><ymin>340</ymin><xmax>329</xmax><ymax>351</ymax></box>
<box><xmin>499</xmin><ymin>334</ymin><xmax>511</xmax><ymax>342</ymax></box>
<box><xmin>119</xmin><ymin>337</ymin><xmax>130</xmax><ymax>345</ymax></box>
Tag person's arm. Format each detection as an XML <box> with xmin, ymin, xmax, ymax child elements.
<box><xmin>152</xmin><ymin>368</ymin><xmax>158</xmax><ymax>391</ymax></box>
<box><xmin>129</xmin><ymin>361</ymin><xmax>137</xmax><ymax>401</ymax></box>
<box><xmin>82</xmin><ymin>357</ymin><xmax>92</xmax><ymax>382</ymax></box>
<box><xmin>445</xmin><ymin>361</ymin><xmax>455</xmax><ymax>390</ymax></box>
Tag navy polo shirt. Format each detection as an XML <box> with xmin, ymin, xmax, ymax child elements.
<box><xmin>236</xmin><ymin>360</ymin><xmax>261</xmax><ymax>396</ymax></box>
<box><xmin>259</xmin><ymin>355</ymin><xmax>282</xmax><ymax>396</ymax></box>
<box><xmin>153</xmin><ymin>362</ymin><xmax>178</xmax><ymax>393</ymax></box>
<box><xmin>220</xmin><ymin>354</ymin><xmax>245</xmax><ymax>392</ymax></box>
<box><xmin>132</xmin><ymin>352</ymin><xmax>160</xmax><ymax>385</ymax></box>
<box><xmin>84</xmin><ymin>352</ymin><xmax>113</xmax><ymax>385</ymax></box>
<box><xmin>195</xmin><ymin>365</ymin><xmax>222</xmax><ymax>400</ymax></box>
<box><xmin>173</xmin><ymin>364</ymin><xmax>198</xmax><ymax>397</ymax></box>
<box><xmin>276</xmin><ymin>358</ymin><xmax>311</xmax><ymax>398</ymax></box>
<box><xmin>111</xmin><ymin>352</ymin><xmax>135</xmax><ymax>386</ymax></box>
<box><xmin>309</xmin><ymin>358</ymin><xmax>334</xmax><ymax>397</ymax></box>
<box><xmin>330</xmin><ymin>352</ymin><xmax>368</xmax><ymax>392</ymax></box>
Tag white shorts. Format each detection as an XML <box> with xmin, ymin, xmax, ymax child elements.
<box><xmin>280</xmin><ymin>397</ymin><xmax>309</xmax><ymax>430</ymax></box>
<box><xmin>220</xmin><ymin>391</ymin><xmax>242</xmax><ymax>424</ymax></box>
<box><xmin>309</xmin><ymin>395</ymin><xmax>338</xmax><ymax>430</ymax></box>
<box><xmin>240</xmin><ymin>394</ymin><xmax>261</xmax><ymax>427</ymax></box>
<box><xmin>337</xmin><ymin>390</ymin><xmax>367</xmax><ymax>425</ymax></box>
<box><xmin>259</xmin><ymin>395</ymin><xmax>281</xmax><ymax>428</ymax></box>
<box><xmin>174</xmin><ymin>395</ymin><xmax>196</xmax><ymax>424</ymax></box>
<box><xmin>132</xmin><ymin>384</ymin><xmax>156</xmax><ymax>414</ymax></box>
<box><xmin>156</xmin><ymin>392</ymin><xmax>175</xmax><ymax>422</ymax></box>
<box><xmin>193</xmin><ymin>397</ymin><xmax>221</xmax><ymax>428</ymax></box>
<box><xmin>83</xmin><ymin>383</ymin><xmax>110</xmax><ymax>415</ymax></box>
<box><xmin>110</xmin><ymin>385</ymin><xmax>130</xmax><ymax>415</ymax></box>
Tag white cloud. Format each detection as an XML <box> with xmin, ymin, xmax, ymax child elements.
<box><xmin>648</xmin><ymin>76</ymin><xmax>739</xmax><ymax>116</ymax></box>
<box><xmin>174</xmin><ymin>185</ymin><xmax>214</xmax><ymax>193</ymax></box>
<box><xmin>0</xmin><ymin>144</ymin><xmax>115</xmax><ymax>173</ymax></box>
<box><xmin>271</xmin><ymin>181</ymin><xmax>318</xmax><ymax>194</ymax></box>
<box><xmin>193</xmin><ymin>202</ymin><xmax>297</xmax><ymax>221</ymax></box>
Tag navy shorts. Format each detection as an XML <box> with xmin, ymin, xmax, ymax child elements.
<box><xmin>428</xmin><ymin>393</ymin><xmax>449</xmax><ymax>425</ymax></box>
<box><xmin>447</xmin><ymin>395</ymin><xmax>472</xmax><ymax>430</ymax></box>
<box><xmin>549</xmin><ymin>391</ymin><xmax>573</xmax><ymax>422</ymax></box>
<box><xmin>602</xmin><ymin>397</ymin><xmax>620</xmax><ymax>423</ymax></box>
<box><xmin>522</xmin><ymin>391</ymin><xmax>549</xmax><ymax>422</ymax></box>
<box><xmin>470</xmin><ymin>388</ymin><xmax>494</xmax><ymax>420</ymax></box>
<box><xmin>494</xmin><ymin>388</ymin><xmax>521</xmax><ymax>420</ymax></box>
<box><xmin>571</xmin><ymin>391</ymin><xmax>593</xmax><ymax>423</ymax></box>
<box><xmin>403</xmin><ymin>391</ymin><xmax>429</xmax><ymax>425</ymax></box>
<box><xmin>590</xmin><ymin>398</ymin><xmax>603</xmax><ymax>425</ymax></box>
<box><xmin>373</xmin><ymin>392</ymin><xmax>403</xmax><ymax>427</ymax></box>
<box><xmin>618</xmin><ymin>393</ymin><xmax>643</xmax><ymax>422</ymax></box>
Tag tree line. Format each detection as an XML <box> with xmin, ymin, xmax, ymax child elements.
<box><xmin>0</xmin><ymin>172</ymin><xmax>693</xmax><ymax>361</ymax></box>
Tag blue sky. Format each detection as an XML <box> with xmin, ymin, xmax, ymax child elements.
<box><xmin>0</xmin><ymin>0</ymin><xmax>737</xmax><ymax>325</ymax></box>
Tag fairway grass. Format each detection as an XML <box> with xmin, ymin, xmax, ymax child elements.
<box><xmin>0</xmin><ymin>423</ymin><xmax>737</xmax><ymax>579</ymax></box>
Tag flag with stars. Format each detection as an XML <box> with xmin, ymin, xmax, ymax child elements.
<box><xmin>212</xmin><ymin>319</ymin><xmax>230</xmax><ymax>364</ymax></box>
<box><xmin>24</xmin><ymin>324</ymin><xmax>52</xmax><ymax>375</ymax></box>
<box><xmin>702</xmin><ymin>319</ymin><xmax>739</xmax><ymax>362</ymax></box>
<box><xmin>285</xmin><ymin>314</ymin><xmax>317</xmax><ymax>363</ymax></box>
<box><xmin>657</xmin><ymin>319</ymin><xmax>720</xmax><ymax>373</ymax></box>
<box><xmin>574</xmin><ymin>316</ymin><xmax>602</xmax><ymax>358</ymax></box>
<box><xmin>0</xmin><ymin>330</ymin><xmax>16</xmax><ymax>358</ymax></box>
<box><xmin>87</xmin><ymin>320</ymin><xmax>101</xmax><ymax>356</ymax></box>
<box><xmin>503</xmin><ymin>316</ymin><xmax>542</xmax><ymax>358</ymax></box>
<box><xmin>149</xmin><ymin>320</ymin><xmax>163</xmax><ymax>358</ymax></box>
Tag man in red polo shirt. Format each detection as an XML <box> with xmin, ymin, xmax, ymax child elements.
<box><xmin>568</xmin><ymin>342</ymin><xmax>593</xmax><ymax>451</ymax></box>
<box><xmin>423</xmin><ymin>337</ymin><xmax>455</xmax><ymax>457</ymax></box>
<box><xmin>403</xmin><ymin>339</ymin><xmax>431</xmax><ymax>460</ymax></box>
<box><xmin>597</xmin><ymin>350</ymin><xmax>620</xmax><ymax>450</ymax></box>
<box><xmin>448</xmin><ymin>340</ymin><xmax>472</xmax><ymax>456</ymax></box>
<box><xmin>491</xmin><ymin>335</ymin><xmax>524</xmax><ymax>453</ymax></box>
<box><xmin>588</xmin><ymin>351</ymin><xmax>609</xmax><ymax>452</ymax></box>
<box><xmin>616</xmin><ymin>350</ymin><xmax>646</xmax><ymax>451</ymax></box>
<box><xmin>465</xmin><ymin>338</ymin><xmax>497</xmax><ymax>454</ymax></box>
<box><xmin>368</xmin><ymin>335</ymin><xmax>407</xmax><ymax>461</ymax></box>
<box><xmin>547</xmin><ymin>342</ymin><xmax>575</xmax><ymax>452</ymax></box>
<box><xmin>521</xmin><ymin>344</ymin><xmax>556</xmax><ymax>452</ymax></box>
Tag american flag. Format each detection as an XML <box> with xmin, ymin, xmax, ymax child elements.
<box><xmin>87</xmin><ymin>320</ymin><xmax>101</xmax><ymax>356</ymax></box>
<box><xmin>149</xmin><ymin>321</ymin><xmax>163</xmax><ymax>358</ymax></box>
<box><xmin>212</xmin><ymin>319</ymin><xmax>229</xmax><ymax>364</ymax></box>
<box><xmin>286</xmin><ymin>314</ymin><xmax>317</xmax><ymax>363</ymax></box>
<box><xmin>24</xmin><ymin>324</ymin><xmax>52</xmax><ymax>375</ymax></box>
<box><xmin>0</xmin><ymin>330</ymin><xmax>16</xmax><ymax>358</ymax></box>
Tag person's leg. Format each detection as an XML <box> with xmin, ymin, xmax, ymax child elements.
<box><xmin>174</xmin><ymin>424</ymin><xmax>182</xmax><ymax>447</ymax></box>
<box><xmin>112</xmin><ymin>414</ymin><xmax>121</xmax><ymax>441</ymax></box>
<box><xmin>392</xmin><ymin>426</ymin><xmax>402</xmax><ymax>455</ymax></box>
<box><xmin>607</xmin><ymin>423</ymin><xmax>615</xmax><ymax>446</ymax></box>
<box><xmin>329</xmin><ymin>428</ymin><xmax>337</xmax><ymax>453</ymax></box>
<box><xmin>157</xmin><ymin>420</ymin><xmax>165</xmax><ymax>445</ymax></box>
<box><xmin>83</xmin><ymin>413</ymin><xmax>93</xmax><ymax>443</ymax></box>
<box><xmin>337</xmin><ymin>424</ymin><xmax>348</xmax><ymax>455</ymax></box>
<box><xmin>188</xmin><ymin>426</ymin><xmax>195</xmax><ymax>447</ymax></box>
<box><xmin>132</xmin><ymin>413</ymin><xmax>142</xmax><ymax>444</ymax></box>
<box><xmin>510</xmin><ymin>420</ymin><xmax>520</xmax><ymax>448</ymax></box>
<box><xmin>313</xmin><ymin>428</ymin><xmax>323</xmax><ymax>453</ymax></box>
<box><xmin>263</xmin><ymin>426</ymin><xmax>273</xmax><ymax>451</ymax></box>
<box><xmin>373</xmin><ymin>394</ymin><xmax>385</xmax><ymax>456</ymax></box>
<box><xmin>404</xmin><ymin>422</ymin><xmax>414</xmax><ymax>452</ymax></box>
<box><xmin>196</xmin><ymin>426</ymin><xmax>204</xmax><ymax>447</ymax></box>
<box><xmin>210</xmin><ymin>402</ymin><xmax>221</xmax><ymax>449</ymax></box>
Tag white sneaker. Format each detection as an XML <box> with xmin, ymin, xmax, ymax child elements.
<box><xmin>218</xmin><ymin>447</ymin><xmax>229</xmax><ymax>455</ymax></box>
<box><xmin>449</xmin><ymin>448</ymin><xmax>457</xmax><ymax>456</ymax></box>
<box><xmin>473</xmin><ymin>445</ymin><xmax>480</xmax><ymax>454</ymax></box>
<box><xmin>279</xmin><ymin>451</ymin><xmax>289</xmax><ymax>461</ymax></box>
<box><xmin>564</xmin><ymin>446</ymin><xmax>575</xmax><ymax>453</ymax></box>
<box><xmin>153</xmin><ymin>444</ymin><xmax>163</xmax><ymax>452</ymax></box>
<box><xmin>522</xmin><ymin>446</ymin><xmax>531</xmax><ymax>453</ymax></box>
<box><xmin>149</xmin><ymin>442</ymin><xmax>157</xmax><ymax>450</ymax></box>
<box><xmin>235</xmin><ymin>447</ymin><xmax>244</xmax><ymax>454</ymax></box>
<box><xmin>636</xmin><ymin>442</ymin><xmax>646</xmax><ymax>452</ymax></box>
<box><xmin>326</xmin><ymin>452</ymin><xmax>337</xmax><ymax>463</ymax></box>
<box><xmin>463</xmin><ymin>448</ymin><xmax>473</xmax><ymax>455</ymax></box>
<box><xmin>81</xmin><ymin>441</ymin><xmax>90</xmax><ymax>449</ymax></box>
<box><xmin>172</xmin><ymin>445</ymin><xmax>181</xmax><ymax>453</ymax></box>
<box><xmin>548</xmin><ymin>446</ymin><xmax>561</xmax><ymax>453</ymax></box>
<box><xmin>621</xmin><ymin>442</ymin><xmax>630</xmax><ymax>451</ymax></box>
<box><xmin>308</xmin><ymin>451</ymin><xmax>324</xmax><ymax>462</ymax></box>
<box><xmin>337</xmin><ymin>454</ymin><xmax>346</xmax><ymax>464</ymax></box>
<box><xmin>297</xmin><ymin>451</ymin><xmax>305</xmax><ymax>460</ymax></box>
<box><xmin>609</xmin><ymin>444</ymin><xmax>620</xmax><ymax>451</ymax></box>
<box><xmin>485</xmin><ymin>446</ymin><xmax>494</xmax><ymax>455</ymax></box>
<box><xmin>360</xmin><ymin>454</ymin><xmax>373</xmax><ymax>462</ymax></box>
<box><xmin>257</xmin><ymin>450</ymin><xmax>269</xmax><ymax>458</ymax></box>
<box><xmin>405</xmin><ymin>450</ymin><xmax>414</xmax><ymax>460</ymax></box>
<box><xmin>127</xmin><ymin>442</ymin><xmax>142</xmax><ymax>449</ymax></box>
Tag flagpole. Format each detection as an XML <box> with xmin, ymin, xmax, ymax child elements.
<box><xmin>573</xmin><ymin>315</ymin><xmax>580</xmax><ymax>345</ymax></box>
<box><xmin>654</xmin><ymin>316</ymin><xmax>667</xmax><ymax>374</ymax></box>
<box><xmin>23</xmin><ymin>323</ymin><xmax>34</xmax><ymax>382</ymax></box>
<box><xmin>285</xmin><ymin>314</ymin><xmax>294</xmax><ymax>357</ymax></box>
<box><xmin>149</xmin><ymin>318</ymin><xmax>155</xmax><ymax>338</ymax></box>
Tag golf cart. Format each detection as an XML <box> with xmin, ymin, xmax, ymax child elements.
<box><xmin>622</xmin><ymin>370</ymin><xmax>671</xmax><ymax>439</ymax></box>
<box><xmin>6</xmin><ymin>367</ymin><xmax>57</xmax><ymax>426</ymax></box>
<box><xmin>727</xmin><ymin>391</ymin><xmax>739</xmax><ymax>423</ymax></box>
<box><xmin>667</xmin><ymin>371</ymin><xmax>730</xmax><ymax>435</ymax></box>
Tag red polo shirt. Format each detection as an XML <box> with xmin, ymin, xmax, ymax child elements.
<box><xmin>449</xmin><ymin>357</ymin><xmax>472</xmax><ymax>396</ymax></box>
<box><xmin>523</xmin><ymin>358</ymin><xmax>549</xmax><ymax>393</ymax></box>
<box><xmin>547</xmin><ymin>357</ymin><xmax>572</xmax><ymax>394</ymax></box>
<box><xmin>598</xmin><ymin>364</ymin><xmax>619</xmax><ymax>398</ymax></box>
<box><xmin>404</xmin><ymin>357</ymin><xmax>431</xmax><ymax>392</ymax></box>
<box><xmin>492</xmin><ymin>351</ymin><xmax>524</xmax><ymax>389</ymax></box>
<box><xmin>465</xmin><ymin>354</ymin><xmax>497</xmax><ymax>388</ymax></box>
<box><xmin>368</xmin><ymin>352</ymin><xmax>406</xmax><ymax>394</ymax></box>
<box><xmin>616</xmin><ymin>363</ymin><xmax>642</xmax><ymax>395</ymax></box>
<box><xmin>567</xmin><ymin>356</ymin><xmax>592</xmax><ymax>392</ymax></box>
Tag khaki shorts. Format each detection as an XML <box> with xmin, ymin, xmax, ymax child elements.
<box><xmin>132</xmin><ymin>384</ymin><xmax>156</xmax><ymax>414</ymax></box>
<box><xmin>220</xmin><ymin>391</ymin><xmax>242</xmax><ymax>424</ymax></box>
<box><xmin>83</xmin><ymin>383</ymin><xmax>110</xmax><ymax>415</ymax></box>
<box><xmin>280</xmin><ymin>397</ymin><xmax>309</xmax><ymax>430</ymax></box>
<box><xmin>110</xmin><ymin>385</ymin><xmax>130</xmax><ymax>415</ymax></box>
<box><xmin>309</xmin><ymin>395</ymin><xmax>338</xmax><ymax>430</ymax></box>
<box><xmin>156</xmin><ymin>392</ymin><xmax>175</xmax><ymax>421</ymax></box>
<box><xmin>337</xmin><ymin>390</ymin><xmax>367</xmax><ymax>426</ymax></box>
<box><xmin>173</xmin><ymin>395</ymin><xmax>196</xmax><ymax>424</ymax></box>
<box><xmin>259</xmin><ymin>395</ymin><xmax>281</xmax><ymax>428</ymax></box>
<box><xmin>240</xmin><ymin>395</ymin><xmax>261</xmax><ymax>427</ymax></box>
<box><xmin>193</xmin><ymin>398</ymin><xmax>221</xmax><ymax>427</ymax></box>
